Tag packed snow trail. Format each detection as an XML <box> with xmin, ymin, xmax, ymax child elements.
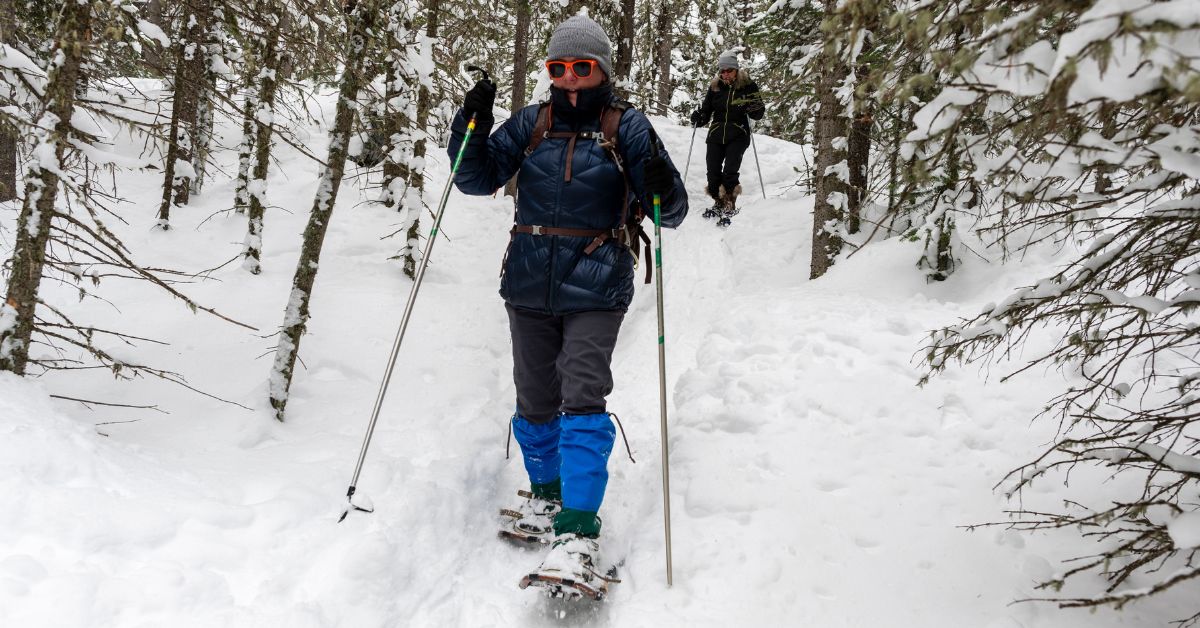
<box><xmin>0</xmin><ymin>87</ymin><xmax>1189</xmax><ymax>626</ymax></box>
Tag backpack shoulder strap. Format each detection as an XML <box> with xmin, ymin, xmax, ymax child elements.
<box><xmin>598</xmin><ymin>101</ymin><xmax>655</xmax><ymax>285</ymax></box>
<box><xmin>524</xmin><ymin>101</ymin><xmax>551</xmax><ymax>156</ymax></box>
<box><xmin>599</xmin><ymin>100</ymin><xmax>631</xmax><ymax>153</ymax></box>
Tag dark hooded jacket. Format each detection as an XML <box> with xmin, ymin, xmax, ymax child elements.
<box><xmin>695</xmin><ymin>69</ymin><xmax>765</xmax><ymax>145</ymax></box>
<box><xmin>447</xmin><ymin>84</ymin><xmax>688</xmax><ymax>315</ymax></box>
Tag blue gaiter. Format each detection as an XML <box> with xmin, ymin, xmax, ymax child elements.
<box><xmin>559</xmin><ymin>413</ymin><xmax>616</xmax><ymax>512</ymax></box>
<box><xmin>511</xmin><ymin>414</ymin><xmax>561</xmax><ymax>485</ymax></box>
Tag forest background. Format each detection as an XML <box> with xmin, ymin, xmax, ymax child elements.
<box><xmin>1</xmin><ymin>0</ymin><xmax>1199</xmax><ymax>625</ymax></box>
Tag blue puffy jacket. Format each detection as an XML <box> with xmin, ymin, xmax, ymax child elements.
<box><xmin>448</xmin><ymin>84</ymin><xmax>688</xmax><ymax>315</ymax></box>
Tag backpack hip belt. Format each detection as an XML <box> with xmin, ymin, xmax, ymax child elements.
<box><xmin>510</xmin><ymin>224</ymin><xmax>644</xmax><ymax>257</ymax></box>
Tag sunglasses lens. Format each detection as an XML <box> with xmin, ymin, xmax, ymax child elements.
<box><xmin>547</xmin><ymin>62</ymin><xmax>567</xmax><ymax>78</ymax></box>
<box><xmin>571</xmin><ymin>61</ymin><xmax>592</xmax><ymax>78</ymax></box>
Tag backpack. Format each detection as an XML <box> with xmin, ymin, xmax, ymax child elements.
<box><xmin>508</xmin><ymin>99</ymin><xmax>653</xmax><ymax>284</ymax></box>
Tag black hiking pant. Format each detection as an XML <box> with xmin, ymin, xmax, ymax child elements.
<box><xmin>506</xmin><ymin>304</ymin><xmax>625</xmax><ymax>424</ymax></box>
<box><xmin>705</xmin><ymin>134</ymin><xmax>751</xmax><ymax>199</ymax></box>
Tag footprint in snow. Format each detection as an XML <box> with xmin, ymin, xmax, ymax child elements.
<box><xmin>814</xmin><ymin>477</ymin><xmax>849</xmax><ymax>494</ymax></box>
<box><xmin>854</xmin><ymin>536</ymin><xmax>883</xmax><ymax>552</ymax></box>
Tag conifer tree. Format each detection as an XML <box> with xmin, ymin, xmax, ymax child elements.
<box><xmin>0</xmin><ymin>0</ymin><xmax>94</xmax><ymax>374</ymax></box>
<box><xmin>808</xmin><ymin>0</ymin><xmax>849</xmax><ymax>279</ymax></box>
<box><xmin>270</xmin><ymin>0</ymin><xmax>382</xmax><ymax>421</ymax></box>
<box><xmin>155</xmin><ymin>0</ymin><xmax>213</xmax><ymax>229</ymax></box>
<box><xmin>917</xmin><ymin>1</ymin><xmax>1200</xmax><ymax>618</ymax></box>
<box><xmin>241</xmin><ymin>0</ymin><xmax>288</xmax><ymax>274</ymax></box>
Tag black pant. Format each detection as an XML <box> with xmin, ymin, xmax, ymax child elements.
<box><xmin>705</xmin><ymin>135</ymin><xmax>751</xmax><ymax>198</ymax></box>
<box><xmin>506</xmin><ymin>304</ymin><xmax>625</xmax><ymax>424</ymax></box>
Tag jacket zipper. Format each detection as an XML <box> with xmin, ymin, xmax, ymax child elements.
<box><xmin>547</xmin><ymin>134</ymin><xmax>564</xmax><ymax>315</ymax></box>
<box><xmin>722</xmin><ymin>86</ymin><xmax>733</xmax><ymax>143</ymax></box>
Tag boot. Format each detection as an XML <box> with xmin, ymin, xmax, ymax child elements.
<box><xmin>509</xmin><ymin>491</ymin><xmax>562</xmax><ymax>536</ymax></box>
<box><xmin>719</xmin><ymin>184</ymin><xmax>742</xmax><ymax>217</ymax></box>
<box><xmin>520</xmin><ymin>532</ymin><xmax>608</xmax><ymax>600</ymax></box>
<box><xmin>702</xmin><ymin>186</ymin><xmax>722</xmax><ymax>219</ymax></box>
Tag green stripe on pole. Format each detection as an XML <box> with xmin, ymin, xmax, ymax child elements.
<box><xmin>430</xmin><ymin>117</ymin><xmax>476</xmax><ymax>240</ymax></box>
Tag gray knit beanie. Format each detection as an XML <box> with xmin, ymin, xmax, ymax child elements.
<box><xmin>546</xmin><ymin>15</ymin><xmax>614</xmax><ymax>80</ymax></box>
<box><xmin>717</xmin><ymin>51</ymin><xmax>740</xmax><ymax>70</ymax></box>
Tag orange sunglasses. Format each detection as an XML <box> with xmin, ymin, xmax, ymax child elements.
<box><xmin>546</xmin><ymin>59</ymin><xmax>598</xmax><ymax>79</ymax></box>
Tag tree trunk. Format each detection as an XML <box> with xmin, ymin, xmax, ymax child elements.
<box><xmin>156</xmin><ymin>0</ymin><xmax>212</xmax><ymax>228</ymax></box>
<box><xmin>504</xmin><ymin>0</ymin><xmax>530</xmax><ymax>201</ymax></box>
<box><xmin>511</xmin><ymin>0</ymin><xmax>529</xmax><ymax>112</ymax></box>
<box><xmin>403</xmin><ymin>0</ymin><xmax>439</xmax><ymax>277</ymax></box>
<box><xmin>564</xmin><ymin>1</ymin><xmax>585</xmax><ymax>17</ymax></box>
<box><xmin>846</xmin><ymin>59</ymin><xmax>873</xmax><ymax>235</ymax></box>
<box><xmin>809</xmin><ymin>7</ymin><xmax>848</xmax><ymax>281</ymax></box>
<box><xmin>269</xmin><ymin>1</ymin><xmax>380</xmax><ymax>420</ymax></box>
<box><xmin>381</xmin><ymin>0</ymin><xmax>413</xmax><ymax>212</ymax></box>
<box><xmin>1094</xmin><ymin>102</ymin><xmax>1117</xmax><ymax>195</ymax></box>
<box><xmin>0</xmin><ymin>0</ymin><xmax>92</xmax><ymax>374</ymax></box>
<box><xmin>653</xmin><ymin>0</ymin><xmax>672</xmax><ymax>116</ymax></box>
<box><xmin>143</xmin><ymin>0</ymin><xmax>165</xmax><ymax>73</ymax></box>
<box><xmin>846</xmin><ymin>11</ymin><xmax>879</xmax><ymax>235</ymax></box>
<box><xmin>612</xmin><ymin>0</ymin><xmax>635</xmax><ymax>98</ymax></box>
<box><xmin>928</xmin><ymin>144</ymin><xmax>960</xmax><ymax>281</ymax></box>
<box><xmin>736</xmin><ymin>0</ymin><xmax>754</xmax><ymax>60</ymax></box>
<box><xmin>382</xmin><ymin>56</ymin><xmax>405</xmax><ymax>207</ymax></box>
<box><xmin>242</xmin><ymin>5</ymin><xmax>285</xmax><ymax>274</ymax></box>
<box><xmin>234</xmin><ymin>58</ymin><xmax>258</xmax><ymax>215</ymax></box>
<box><xmin>0</xmin><ymin>0</ymin><xmax>16</xmax><ymax>203</ymax></box>
<box><xmin>191</xmin><ymin>81</ymin><xmax>214</xmax><ymax>195</ymax></box>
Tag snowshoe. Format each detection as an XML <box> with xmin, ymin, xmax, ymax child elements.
<box><xmin>519</xmin><ymin>533</ymin><xmax>620</xmax><ymax>601</ymax></box>
<box><xmin>702</xmin><ymin>200</ymin><xmax>723</xmax><ymax>219</ymax></box>
<box><xmin>716</xmin><ymin>213</ymin><xmax>732</xmax><ymax>228</ymax></box>
<box><xmin>498</xmin><ymin>489</ymin><xmax>560</xmax><ymax>547</ymax></box>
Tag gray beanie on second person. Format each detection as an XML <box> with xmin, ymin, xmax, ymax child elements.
<box><xmin>546</xmin><ymin>14</ymin><xmax>614</xmax><ymax>79</ymax></box>
<box><xmin>717</xmin><ymin>51</ymin><xmax>740</xmax><ymax>70</ymax></box>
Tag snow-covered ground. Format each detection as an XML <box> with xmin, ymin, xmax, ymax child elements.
<box><xmin>0</xmin><ymin>88</ymin><xmax>1189</xmax><ymax>626</ymax></box>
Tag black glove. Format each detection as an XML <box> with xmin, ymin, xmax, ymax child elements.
<box><xmin>463</xmin><ymin>79</ymin><xmax>496</xmax><ymax>121</ymax></box>
<box><xmin>689</xmin><ymin>110</ymin><xmax>703</xmax><ymax>127</ymax></box>
<box><xmin>643</xmin><ymin>155</ymin><xmax>673</xmax><ymax>197</ymax></box>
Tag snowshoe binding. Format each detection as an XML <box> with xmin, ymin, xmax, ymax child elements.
<box><xmin>519</xmin><ymin>533</ymin><xmax>620</xmax><ymax>601</ymax></box>
<box><xmin>499</xmin><ymin>489</ymin><xmax>560</xmax><ymax>546</ymax></box>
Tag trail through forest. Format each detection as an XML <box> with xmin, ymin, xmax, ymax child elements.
<box><xmin>0</xmin><ymin>87</ymin><xmax>1187</xmax><ymax>626</ymax></box>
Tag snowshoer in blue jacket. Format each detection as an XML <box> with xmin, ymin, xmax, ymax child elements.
<box><xmin>448</xmin><ymin>13</ymin><xmax>688</xmax><ymax>594</ymax></box>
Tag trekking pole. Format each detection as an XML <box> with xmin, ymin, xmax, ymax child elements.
<box><xmin>750</xmin><ymin>121</ymin><xmax>766</xmax><ymax>199</ymax></box>
<box><xmin>339</xmin><ymin>67</ymin><xmax>489</xmax><ymax>523</ymax></box>
<box><xmin>649</xmin><ymin>132</ymin><xmax>674</xmax><ymax>586</ymax></box>
<box><xmin>682</xmin><ymin>126</ymin><xmax>698</xmax><ymax>184</ymax></box>
<box><xmin>748</xmin><ymin>122</ymin><xmax>768</xmax><ymax>199</ymax></box>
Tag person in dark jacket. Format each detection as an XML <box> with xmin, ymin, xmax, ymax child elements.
<box><xmin>690</xmin><ymin>50</ymin><xmax>765</xmax><ymax>223</ymax></box>
<box><xmin>448</xmin><ymin>13</ymin><xmax>688</xmax><ymax>591</ymax></box>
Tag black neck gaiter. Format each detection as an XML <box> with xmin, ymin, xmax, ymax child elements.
<box><xmin>549</xmin><ymin>83</ymin><xmax>614</xmax><ymax>127</ymax></box>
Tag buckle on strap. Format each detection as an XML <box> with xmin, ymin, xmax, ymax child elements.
<box><xmin>530</xmin><ymin>225</ymin><xmax>543</xmax><ymax>236</ymax></box>
<box><xmin>615</xmin><ymin>225</ymin><xmax>631</xmax><ymax>246</ymax></box>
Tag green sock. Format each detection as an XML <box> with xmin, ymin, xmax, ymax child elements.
<box><xmin>553</xmin><ymin>508</ymin><xmax>601</xmax><ymax>538</ymax></box>
<box><xmin>531</xmin><ymin>478</ymin><xmax>562</xmax><ymax>502</ymax></box>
